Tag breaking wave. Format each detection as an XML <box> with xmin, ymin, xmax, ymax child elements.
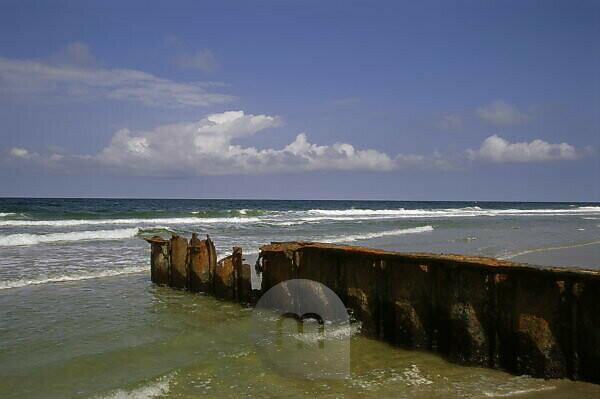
<box><xmin>94</xmin><ymin>373</ymin><xmax>176</xmax><ymax>399</ymax></box>
<box><xmin>1</xmin><ymin>206</ymin><xmax>598</xmax><ymax>228</ymax></box>
<box><xmin>190</xmin><ymin>208</ymin><xmax>268</xmax><ymax>217</ymax></box>
<box><xmin>0</xmin><ymin>216</ymin><xmax>261</xmax><ymax>227</ymax></box>
<box><xmin>325</xmin><ymin>225</ymin><xmax>434</xmax><ymax>243</ymax></box>
<box><xmin>0</xmin><ymin>228</ymin><xmax>141</xmax><ymax>246</ymax></box>
<box><xmin>291</xmin><ymin>323</ymin><xmax>361</xmax><ymax>344</ymax></box>
<box><xmin>308</xmin><ymin>209</ymin><xmax>424</xmax><ymax>216</ymax></box>
<box><xmin>482</xmin><ymin>385</ymin><xmax>556</xmax><ymax>397</ymax></box>
<box><xmin>0</xmin><ymin>265</ymin><xmax>148</xmax><ymax>290</ymax></box>
<box><xmin>305</xmin><ymin>206</ymin><xmax>600</xmax><ymax>219</ymax></box>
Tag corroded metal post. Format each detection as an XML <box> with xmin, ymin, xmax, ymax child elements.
<box><xmin>144</xmin><ymin>236</ymin><xmax>170</xmax><ymax>285</ymax></box>
<box><xmin>144</xmin><ymin>237</ymin><xmax>600</xmax><ymax>383</ymax></box>
<box><xmin>146</xmin><ymin>235</ymin><xmax>249</xmax><ymax>302</ymax></box>
<box><xmin>235</xmin><ymin>251</ymin><xmax>253</xmax><ymax>304</ymax></box>
<box><xmin>169</xmin><ymin>235</ymin><xmax>188</xmax><ymax>289</ymax></box>
<box><xmin>215</xmin><ymin>247</ymin><xmax>239</xmax><ymax>300</ymax></box>
<box><xmin>188</xmin><ymin>233</ymin><xmax>213</xmax><ymax>293</ymax></box>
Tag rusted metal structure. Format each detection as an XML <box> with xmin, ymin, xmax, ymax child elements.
<box><xmin>145</xmin><ymin>237</ymin><xmax>600</xmax><ymax>384</ymax></box>
<box><xmin>144</xmin><ymin>233</ymin><xmax>253</xmax><ymax>303</ymax></box>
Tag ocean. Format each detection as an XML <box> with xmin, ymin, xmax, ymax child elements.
<box><xmin>1</xmin><ymin>198</ymin><xmax>600</xmax><ymax>398</ymax></box>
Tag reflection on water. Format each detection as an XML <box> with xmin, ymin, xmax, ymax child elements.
<box><xmin>1</xmin><ymin>273</ymin><xmax>599</xmax><ymax>398</ymax></box>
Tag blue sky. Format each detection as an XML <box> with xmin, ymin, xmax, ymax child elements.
<box><xmin>1</xmin><ymin>0</ymin><xmax>598</xmax><ymax>200</ymax></box>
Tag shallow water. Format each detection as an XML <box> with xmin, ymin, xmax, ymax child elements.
<box><xmin>1</xmin><ymin>199</ymin><xmax>599</xmax><ymax>397</ymax></box>
<box><xmin>2</xmin><ymin>273</ymin><xmax>600</xmax><ymax>399</ymax></box>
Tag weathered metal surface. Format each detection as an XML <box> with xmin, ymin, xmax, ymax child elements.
<box><xmin>144</xmin><ymin>237</ymin><xmax>600</xmax><ymax>383</ymax></box>
<box><xmin>237</xmin><ymin>261</ymin><xmax>253</xmax><ymax>304</ymax></box>
<box><xmin>169</xmin><ymin>235</ymin><xmax>188</xmax><ymax>289</ymax></box>
<box><xmin>215</xmin><ymin>253</ymin><xmax>236</xmax><ymax>300</ymax></box>
<box><xmin>144</xmin><ymin>236</ymin><xmax>170</xmax><ymax>285</ymax></box>
<box><xmin>188</xmin><ymin>233</ymin><xmax>213</xmax><ymax>293</ymax></box>
<box><xmin>146</xmin><ymin>234</ymin><xmax>250</xmax><ymax>303</ymax></box>
<box><xmin>257</xmin><ymin>241</ymin><xmax>600</xmax><ymax>384</ymax></box>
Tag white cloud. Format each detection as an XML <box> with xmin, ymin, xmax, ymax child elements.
<box><xmin>11</xmin><ymin>111</ymin><xmax>587</xmax><ymax>175</ymax></box>
<box><xmin>9</xmin><ymin>147</ymin><xmax>32</xmax><ymax>159</ymax></box>
<box><xmin>9</xmin><ymin>110</ymin><xmax>421</xmax><ymax>175</ymax></box>
<box><xmin>476</xmin><ymin>100</ymin><xmax>529</xmax><ymax>126</ymax></box>
<box><xmin>0</xmin><ymin>45</ymin><xmax>234</xmax><ymax>108</ymax></box>
<box><xmin>94</xmin><ymin>110</ymin><xmax>398</xmax><ymax>175</ymax></box>
<box><xmin>175</xmin><ymin>49</ymin><xmax>218</xmax><ymax>73</ymax></box>
<box><xmin>281</xmin><ymin>133</ymin><xmax>395</xmax><ymax>172</ymax></box>
<box><xmin>467</xmin><ymin>135</ymin><xmax>582</xmax><ymax>163</ymax></box>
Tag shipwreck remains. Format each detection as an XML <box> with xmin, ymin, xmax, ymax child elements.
<box><xmin>145</xmin><ymin>236</ymin><xmax>600</xmax><ymax>384</ymax></box>
<box><xmin>144</xmin><ymin>233</ymin><xmax>254</xmax><ymax>303</ymax></box>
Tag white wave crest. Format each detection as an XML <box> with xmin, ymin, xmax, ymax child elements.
<box><xmin>303</xmin><ymin>206</ymin><xmax>600</xmax><ymax>220</ymax></box>
<box><xmin>95</xmin><ymin>373</ymin><xmax>175</xmax><ymax>399</ymax></box>
<box><xmin>0</xmin><ymin>265</ymin><xmax>148</xmax><ymax>290</ymax></box>
<box><xmin>291</xmin><ymin>323</ymin><xmax>362</xmax><ymax>344</ymax></box>
<box><xmin>483</xmin><ymin>385</ymin><xmax>556</xmax><ymax>397</ymax></box>
<box><xmin>0</xmin><ymin>212</ymin><xmax>16</xmax><ymax>217</ymax></box>
<box><xmin>0</xmin><ymin>228</ymin><xmax>140</xmax><ymax>246</ymax></box>
<box><xmin>2</xmin><ymin>206</ymin><xmax>599</xmax><ymax>228</ymax></box>
<box><xmin>326</xmin><ymin>225</ymin><xmax>434</xmax><ymax>243</ymax></box>
<box><xmin>308</xmin><ymin>208</ymin><xmax>410</xmax><ymax>216</ymax></box>
<box><xmin>0</xmin><ymin>216</ymin><xmax>260</xmax><ymax>227</ymax></box>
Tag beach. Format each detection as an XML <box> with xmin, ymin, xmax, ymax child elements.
<box><xmin>1</xmin><ymin>198</ymin><xmax>600</xmax><ymax>398</ymax></box>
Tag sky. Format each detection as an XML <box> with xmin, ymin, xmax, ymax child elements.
<box><xmin>0</xmin><ymin>0</ymin><xmax>598</xmax><ymax>201</ymax></box>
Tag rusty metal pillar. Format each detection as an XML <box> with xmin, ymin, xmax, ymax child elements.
<box><xmin>169</xmin><ymin>234</ymin><xmax>188</xmax><ymax>289</ymax></box>
<box><xmin>144</xmin><ymin>236</ymin><xmax>170</xmax><ymax>286</ymax></box>
<box><xmin>188</xmin><ymin>233</ymin><xmax>213</xmax><ymax>293</ymax></box>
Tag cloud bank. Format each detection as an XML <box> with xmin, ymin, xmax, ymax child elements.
<box><xmin>467</xmin><ymin>135</ymin><xmax>583</xmax><ymax>163</ymax></box>
<box><xmin>9</xmin><ymin>148</ymin><xmax>33</xmax><ymax>159</ymax></box>
<box><xmin>7</xmin><ymin>111</ymin><xmax>405</xmax><ymax>176</ymax></box>
<box><xmin>0</xmin><ymin>43</ymin><xmax>234</xmax><ymax>108</ymax></box>
<box><xmin>6</xmin><ymin>111</ymin><xmax>589</xmax><ymax>176</ymax></box>
<box><xmin>96</xmin><ymin>111</ymin><xmax>402</xmax><ymax>175</ymax></box>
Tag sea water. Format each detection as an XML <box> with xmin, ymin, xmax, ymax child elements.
<box><xmin>1</xmin><ymin>198</ymin><xmax>599</xmax><ymax>398</ymax></box>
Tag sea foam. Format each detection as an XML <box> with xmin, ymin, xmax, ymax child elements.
<box><xmin>0</xmin><ymin>265</ymin><xmax>148</xmax><ymax>290</ymax></box>
<box><xmin>326</xmin><ymin>225</ymin><xmax>434</xmax><ymax>243</ymax></box>
<box><xmin>304</xmin><ymin>206</ymin><xmax>600</xmax><ymax>220</ymax></box>
<box><xmin>0</xmin><ymin>216</ymin><xmax>261</xmax><ymax>227</ymax></box>
<box><xmin>0</xmin><ymin>228</ymin><xmax>140</xmax><ymax>246</ymax></box>
<box><xmin>1</xmin><ymin>206</ymin><xmax>598</xmax><ymax>228</ymax></box>
<box><xmin>94</xmin><ymin>373</ymin><xmax>175</xmax><ymax>399</ymax></box>
<box><xmin>500</xmin><ymin>239</ymin><xmax>600</xmax><ymax>260</ymax></box>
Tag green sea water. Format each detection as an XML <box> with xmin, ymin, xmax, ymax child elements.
<box><xmin>3</xmin><ymin>274</ymin><xmax>600</xmax><ymax>399</ymax></box>
<box><xmin>1</xmin><ymin>198</ymin><xmax>599</xmax><ymax>398</ymax></box>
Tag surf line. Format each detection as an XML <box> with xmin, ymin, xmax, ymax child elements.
<box><xmin>500</xmin><ymin>239</ymin><xmax>600</xmax><ymax>260</ymax></box>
